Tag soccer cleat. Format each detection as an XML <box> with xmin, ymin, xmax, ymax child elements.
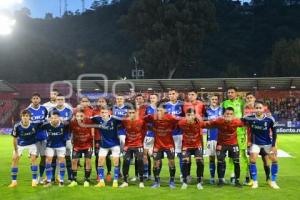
<box><xmin>218</xmin><ymin>180</ymin><xmax>225</xmax><ymax>187</ymax></box>
<box><xmin>68</xmin><ymin>181</ymin><xmax>78</xmax><ymax>187</ymax></box>
<box><xmin>230</xmin><ymin>177</ymin><xmax>236</xmax><ymax>185</ymax></box>
<box><xmin>112</xmin><ymin>180</ymin><xmax>118</xmax><ymax>188</ymax></box>
<box><xmin>119</xmin><ymin>182</ymin><xmax>129</xmax><ymax>188</ymax></box>
<box><xmin>106</xmin><ymin>174</ymin><xmax>112</xmax><ymax>182</ymax></box>
<box><xmin>130</xmin><ymin>176</ymin><xmax>137</xmax><ymax>182</ymax></box>
<box><xmin>38</xmin><ymin>177</ymin><xmax>44</xmax><ymax>185</ymax></box>
<box><xmin>270</xmin><ymin>181</ymin><xmax>280</xmax><ymax>189</ymax></box>
<box><xmin>210</xmin><ymin>178</ymin><xmax>215</xmax><ymax>185</ymax></box>
<box><xmin>187</xmin><ymin>175</ymin><xmax>192</xmax><ymax>184</ymax></box>
<box><xmin>235</xmin><ymin>181</ymin><xmax>243</xmax><ymax>188</ymax></box>
<box><xmin>95</xmin><ymin>181</ymin><xmax>105</xmax><ymax>188</ymax></box>
<box><xmin>56</xmin><ymin>175</ymin><xmax>60</xmax><ymax>183</ymax></box>
<box><xmin>139</xmin><ymin>182</ymin><xmax>145</xmax><ymax>188</ymax></box>
<box><xmin>43</xmin><ymin>182</ymin><xmax>52</xmax><ymax>188</ymax></box>
<box><xmin>59</xmin><ymin>182</ymin><xmax>64</xmax><ymax>187</ymax></box>
<box><xmin>181</xmin><ymin>183</ymin><xmax>188</xmax><ymax>190</ymax></box>
<box><xmin>32</xmin><ymin>180</ymin><xmax>38</xmax><ymax>187</ymax></box>
<box><xmin>244</xmin><ymin>177</ymin><xmax>253</xmax><ymax>186</ymax></box>
<box><xmin>197</xmin><ymin>183</ymin><xmax>204</xmax><ymax>190</ymax></box>
<box><xmin>252</xmin><ymin>181</ymin><xmax>258</xmax><ymax>189</ymax></box>
<box><xmin>8</xmin><ymin>182</ymin><xmax>17</xmax><ymax>188</ymax></box>
<box><xmin>151</xmin><ymin>182</ymin><xmax>160</xmax><ymax>188</ymax></box>
<box><xmin>179</xmin><ymin>175</ymin><xmax>183</xmax><ymax>183</ymax></box>
<box><xmin>169</xmin><ymin>181</ymin><xmax>176</xmax><ymax>189</ymax></box>
<box><xmin>83</xmin><ymin>181</ymin><xmax>90</xmax><ymax>187</ymax></box>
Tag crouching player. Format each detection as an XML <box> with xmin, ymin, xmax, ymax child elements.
<box><xmin>92</xmin><ymin>107</ymin><xmax>122</xmax><ymax>188</ymax></box>
<box><xmin>243</xmin><ymin>102</ymin><xmax>279</xmax><ymax>189</ymax></box>
<box><xmin>144</xmin><ymin>105</ymin><xmax>178</xmax><ymax>189</ymax></box>
<box><xmin>43</xmin><ymin>110</ymin><xmax>69</xmax><ymax>187</ymax></box>
<box><xmin>178</xmin><ymin>108</ymin><xmax>204</xmax><ymax>190</ymax></box>
<box><xmin>68</xmin><ymin>110</ymin><xmax>93</xmax><ymax>187</ymax></box>
<box><xmin>119</xmin><ymin>108</ymin><xmax>146</xmax><ymax>188</ymax></box>
<box><xmin>204</xmin><ymin>107</ymin><xmax>245</xmax><ymax>187</ymax></box>
<box><xmin>9</xmin><ymin>110</ymin><xmax>38</xmax><ymax>188</ymax></box>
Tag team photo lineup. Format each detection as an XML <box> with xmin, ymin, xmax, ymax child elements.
<box><xmin>9</xmin><ymin>87</ymin><xmax>279</xmax><ymax>190</ymax></box>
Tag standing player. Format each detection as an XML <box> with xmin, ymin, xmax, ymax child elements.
<box><xmin>203</xmin><ymin>107</ymin><xmax>245</xmax><ymax>187</ymax></box>
<box><xmin>27</xmin><ymin>93</ymin><xmax>48</xmax><ymax>184</ymax></box>
<box><xmin>205</xmin><ymin>94</ymin><xmax>223</xmax><ymax>184</ymax></box>
<box><xmin>92</xmin><ymin>107</ymin><xmax>122</xmax><ymax>188</ymax></box>
<box><xmin>179</xmin><ymin>108</ymin><xmax>204</xmax><ymax>190</ymax></box>
<box><xmin>51</xmin><ymin>94</ymin><xmax>73</xmax><ymax>182</ymax></box>
<box><xmin>143</xmin><ymin>94</ymin><xmax>158</xmax><ymax>180</ymax></box>
<box><xmin>183</xmin><ymin>90</ymin><xmax>206</xmax><ymax>182</ymax></box>
<box><xmin>144</xmin><ymin>105</ymin><xmax>178</xmax><ymax>189</ymax></box>
<box><xmin>43</xmin><ymin>89</ymin><xmax>59</xmax><ymax>111</ymax></box>
<box><xmin>243</xmin><ymin>102</ymin><xmax>279</xmax><ymax>189</ymax></box>
<box><xmin>9</xmin><ymin>110</ymin><xmax>38</xmax><ymax>188</ymax></box>
<box><xmin>68</xmin><ymin>110</ymin><xmax>93</xmax><ymax>187</ymax></box>
<box><xmin>119</xmin><ymin>107</ymin><xmax>146</xmax><ymax>188</ymax></box>
<box><xmin>222</xmin><ymin>87</ymin><xmax>250</xmax><ymax>184</ymax></box>
<box><xmin>43</xmin><ymin>110</ymin><xmax>69</xmax><ymax>187</ymax></box>
<box><xmin>164</xmin><ymin>89</ymin><xmax>184</xmax><ymax>181</ymax></box>
<box><xmin>113</xmin><ymin>95</ymin><xmax>128</xmax><ymax>149</ymax></box>
<box><xmin>244</xmin><ymin>93</ymin><xmax>271</xmax><ymax>184</ymax></box>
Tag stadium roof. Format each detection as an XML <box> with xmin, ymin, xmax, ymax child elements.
<box><xmin>0</xmin><ymin>80</ymin><xmax>17</xmax><ymax>92</ymax></box>
<box><xmin>66</xmin><ymin>77</ymin><xmax>300</xmax><ymax>93</ymax></box>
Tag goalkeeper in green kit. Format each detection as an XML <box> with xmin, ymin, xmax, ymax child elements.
<box><xmin>222</xmin><ymin>87</ymin><xmax>251</xmax><ymax>185</ymax></box>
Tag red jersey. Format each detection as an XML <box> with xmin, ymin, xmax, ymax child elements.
<box><xmin>122</xmin><ymin>119</ymin><xmax>146</xmax><ymax>148</ymax></box>
<box><xmin>178</xmin><ymin>119</ymin><xmax>203</xmax><ymax>149</ymax></box>
<box><xmin>183</xmin><ymin>100</ymin><xmax>206</xmax><ymax>118</ymax></box>
<box><xmin>204</xmin><ymin>118</ymin><xmax>244</xmax><ymax>145</ymax></box>
<box><xmin>70</xmin><ymin>120</ymin><xmax>93</xmax><ymax>150</ymax></box>
<box><xmin>73</xmin><ymin>106</ymin><xmax>94</xmax><ymax>118</ymax></box>
<box><xmin>144</xmin><ymin>114</ymin><xmax>177</xmax><ymax>150</ymax></box>
<box><xmin>137</xmin><ymin>104</ymin><xmax>147</xmax><ymax>119</ymax></box>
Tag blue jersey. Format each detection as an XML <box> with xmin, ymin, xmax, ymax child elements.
<box><xmin>145</xmin><ymin>105</ymin><xmax>157</xmax><ymax>137</ymax></box>
<box><xmin>51</xmin><ymin>106</ymin><xmax>73</xmax><ymax>140</ymax></box>
<box><xmin>206</xmin><ymin>106</ymin><xmax>223</xmax><ymax>141</ymax></box>
<box><xmin>165</xmin><ymin>101</ymin><xmax>183</xmax><ymax>136</ymax></box>
<box><xmin>243</xmin><ymin>114</ymin><xmax>276</xmax><ymax>146</ymax></box>
<box><xmin>113</xmin><ymin>105</ymin><xmax>128</xmax><ymax>136</ymax></box>
<box><xmin>27</xmin><ymin>105</ymin><xmax>48</xmax><ymax>141</ymax></box>
<box><xmin>41</xmin><ymin>122</ymin><xmax>68</xmax><ymax>148</ymax></box>
<box><xmin>91</xmin><ymin>116</ymin><xmax>121</xmax><ymax>148</ymax></box>
<box><xmin>12</xmin><ymin>122</ymin><xmax>37</xmax><ymax>146</ymax></box>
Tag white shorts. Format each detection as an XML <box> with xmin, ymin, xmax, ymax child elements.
<box><xmin>36</xmin><ymin>140</ymin><xmax>47</xmax><ymax>156</ymax></box>
<box><xmin>143</xmin><ymin>136</ymin><xmax>154</xmax><ymax>150</ymax></box>
<box><xmin>250</xmin><ymin>144</ymin><xmax>272</xmax><ymax>154</ymax></box>
<box><xmin>66</xmin><ymin>140</ymin><xmax>72</xmax><ymax>156</ymax></box>
<box><xmin>45</xmin><ymin>147</ymin><xmax>66</xmax><ymax>157</ymax></box>
<box><xmin>99</xmin><ymin>146</ymin><xmax>120</xmax><ymax>158</ymax></box>
<box><xmin>206</xmin><ymin>140</ymin><xmax>217</xmax><ymax>156</ymax></box>
<box><xmin>173</xmin><ymin>135</ymin><xmax>183</xmax><ymax>154</ymax></box>
<box><xmin>15</xmin><ymin>144</ymin><xmax>37</xmax><ymax>157</ymax></box>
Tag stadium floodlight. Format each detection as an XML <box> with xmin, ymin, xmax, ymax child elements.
<box><xmin>94</xmin><ymin>88</ymin><xmax>100</xmax><ymax>91</ymax></box>
<box><xmin>0</xmin><ymin>14</ymin><xmax>16</xmax><ymax>36</ymax></box>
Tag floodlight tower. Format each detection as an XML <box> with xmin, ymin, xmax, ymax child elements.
<box><xmin>81</xmin><ymin>0</ymin><xmax>86</xmax><ymax>12</ymax></box>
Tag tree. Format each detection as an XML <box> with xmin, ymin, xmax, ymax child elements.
<box><xmin>120</xmin><ymin>0</ymin><xmax>217</xmax><ymax>78</ymax></box>
<box><xmin>45</xmin><ymin>13</ymin><xmax>54</xmax><ymax>20</ymax></box>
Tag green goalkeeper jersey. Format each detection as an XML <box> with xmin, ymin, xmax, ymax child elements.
<box><xmin>222</xmin><ymin>97</ymin><xmax>245</xmax><ymax>118</ymax></box>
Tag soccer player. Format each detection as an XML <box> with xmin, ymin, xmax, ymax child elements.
<box><xmin>205</xmin><ymin>94</ymin><xmax>223</xmax><ymax>184</ymax></box>
<box><xmin>51</xmin><ymin>94</ymin><xmax>73</xmax><ymax>182</ymax></box>
<box><xmin>164</xmin><ymin>89</ymin><xmax>184</xmax><ymax>181</ymax></box>
<box><xmin>27</xmin><ymin>93</ymin><xmax>48</xmax><ymax>184</ymax></box>
<box><xmin>244</xmin><ymin>93</ymin><xmax>271</xmax><ymax>184</ymax></box>
<box><xmin>119</xmin><ymin>107</ymin><xmax>146</xmax><ymax>188</ymax></box>
<box><xmin>222</xmin><ymin>87</ymin><xmax>250</xmax><ymax>184</ymax></box>
<box><xmin>179</xmin><ymin>108</ymin><xmax>204</xmax><ymax>190</ymax></box>
<box><xmin>43</xmin><ymin>110</ymin><xmax>69</xmax><ymax>187</ymax></box>
<box><xmin>93</xmin><ymin>97</ymin><xmax>113</xmax><ymax>182</ymax></box>
<box><xmin>144</xmin><ymin>105</ymin><xmax>178</xmax><ymax>189</ymax></box>
<box><xmin>68</xmin><ymin>110</ymin><xmax>93</xmax><ymax>187</ymax></box>
<box><xmin>92</xmin><ymin>107</ymin><xmax>122</xmax><ymax>188</ymax></box>
<box><xmin>183</xmin><ymin>90</ymin><xmax>206</xmax><ymax>183</ymax></box>
<box><xmin>43</xmin><ymin>89</ymin><xmax>59</xmax><ymax>111</ymax></box>
<box><xmin>9</xmin><ymin>110</ymin><xmax>38</xmax><ymax>188</ymax></box>
<box><xmin>143</xmin><ymin>94</ymin><xmax>158</xmax><ymax>180</ymax></box>
<box><xmin>243</xmin><ymin>102</ymin><xmax>279</xmax><ymax>189</ymax></box>
<box><xmin>203</xmin><ymin>107</ymin><xmax>245</xmax><ymax>187</ymax></box>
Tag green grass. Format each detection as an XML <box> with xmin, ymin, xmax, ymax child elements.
<box><xmin>0</xmin><ymin>135</ymin><xmax>299</xmax><ymax>200</ymax></box>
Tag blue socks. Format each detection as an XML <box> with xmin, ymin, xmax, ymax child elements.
<box><xmin>97</xmin><ymin>166</ymin><xmax>104</xmax><ymax>180</ymax></box>
<box><xmin>271</xmin><ymin>162</ymin><xmax>278</xmax><ymax>182</ymax></box>
<box><xmin>45</xmin><ymin>163</ymin><xmax>52</xmax><ymax>182</ymax></box>
<box><xmin>31</xmin><ymin>165</ymin><xmax>38</xmax><ymax>180</ymax></box>
<box><xmin>209</xmin><ymin>161</ymin><xmax>216</xmax><ymax>178</ymax></box>
<box><xmin>59</xmin><ymin>162</ymin><xmax>65</xmax><ymax>183</ymax></box>
<box><xmin>249</xmin><ymin>163</ymin><xmax>257</xmax><ymax>181</ymax></box>
<box><xmin>11</xmin><ymin>167</ymin><xmax>18</xmax><ymax>181</ymax></box>
<box><xmin>114</xmin><ymin>166</ymin><xmax>120</xmax><ymax>181</ymax></box>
